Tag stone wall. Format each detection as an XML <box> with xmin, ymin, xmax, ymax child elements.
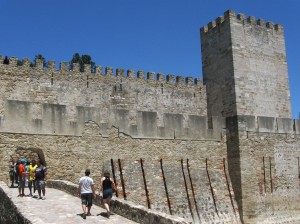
<box><xmin>226</xmin><ymin>116</ymin><xmax>300</xmax><ymax>223</ymax></box>
<box><xmin>201</xmin><ymin>10</ymin><xmax>291</xmax><ymax>118</ymax></box>
<box><xmin>0</xmin><ymin>9</ymin><xmax>299</xmax><ymax>224</ymax></box>
<box><xmin>0</xmin><ymin>183</ymin><xmax>31</xmax><ymax>224</ymax></box>
<box><xmin>0</xmin><ymin>58</ymin><xmax>207</xmax><ymax>128</ymax></box>
<box><xmin>0</xmin><ymin>120</ymin><xmax>240</xmax><ymax>223</ymax></box>
<box><xmin>0</xmin><ymin>99</ymin><xmax>222</xmax><ymax>140</ymax></box>
<box><xmin>201</xmin><ymin>10</ymin><xmax>236</xmax><ymax>118</ymax></box>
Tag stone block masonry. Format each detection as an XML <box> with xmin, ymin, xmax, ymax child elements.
<box><xmin>0</xmin><ymin>9</ymin><xmax>299</xmax><ymax>224</ymax></box>
<box><xmin>201</xmin><ymin>10</ymin><xmax>291</xmax><ymax>118</ymax></box>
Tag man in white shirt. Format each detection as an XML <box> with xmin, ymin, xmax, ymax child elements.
<box><xmin>78</xmin><ymin>169</ymin><xmax>96</xmax><ymax>219</ymax></box>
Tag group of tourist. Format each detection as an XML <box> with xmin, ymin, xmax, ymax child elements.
<box><xmin>9</xmin><ymin>159</ymin><xmax>116</xmax><ymax>219</ymax></box>
<box><xmin>78</xmin><ymin>169</ymin><xmax>116</xmax><ymax>219</ymax></box>
<box><xmin>9</xmin><ymin>159</ymin><xmax>47</xmax><ymax>200</ymax></box>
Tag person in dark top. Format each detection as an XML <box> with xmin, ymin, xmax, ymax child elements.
<box><xmin>98</xmin><ymin>171</ymin><xmax>115</xmax><ymax>218</ymax></box>
<box><xmin>34</xmin><ymin>160</ymin><xmax>47</xmax><ymax>200</ymax></box>
<box><xmin>8</xmin><ymin>159</ymin><xmax>16</xmax><ymax>187</ymax></box>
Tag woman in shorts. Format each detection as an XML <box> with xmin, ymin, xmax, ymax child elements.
<box><xmin>98</xmin><ymin>171</ymin><xmax>115</xmax><ymax>218</ymax></box>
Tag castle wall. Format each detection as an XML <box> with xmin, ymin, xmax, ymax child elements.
<box><xmin>0</xmin><ymin>9</ymin><xmax>299</xmax><ymax>224</ymax></box>
<box><xmin>201</xmin><ymin>10</ymin><xmax>291</xmax><ymax>118</ymax></box>
<box><xmin>0</xmin><ymin>121</ymin><xmax>239</xmax><ymax>223</ymax></box>
<box><xmin>0</xmin><ymin>58</ymin><xmax>207</xmax><ymax>128</ymax></box>
<box><xmin>227</xmin><ymin>116</ymin><xmax>300</xmax><ymax>223</ymax></box>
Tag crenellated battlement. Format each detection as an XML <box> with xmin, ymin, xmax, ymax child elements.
<box><xmin>200</xmin><ymin>10</ymin><xmax>284</xmax><ymax>34</ymax></box>
<box><xmin>0</xmin><ymin>55</ymin><xmax>204</xmax><ymax>88</ymax></box>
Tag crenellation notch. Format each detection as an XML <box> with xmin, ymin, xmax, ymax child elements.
<box><xmin>9</xmin><ymin>57</ymin><xmax>18</xmax><ymax>66</ymax></box>
<box><xmin>95</xmin><ymin>66</ymin><xmax>102</xmax><ymax>75</ymax></box>
<box><xmin>157</xmin><ymin>73</ymin><xmax>164</xmax><ymax>81</ymax></box>
<box><xmin>35</xmin><ymin>58</ymin><xmax>43</xmax><ymax>69</ymax></box>
<box><xmin>116</xmin><ymin>68</ymin><xmax>124</xmax><ymax>77</ymax></box>
<box><xmin>60</xmin><ymin>62</ymin><xmax>68</xmax><ymax>72</ymax></box>
<box><xmin>147</xmin><ymin>72</ymin><xmax>155</xmax><ymax>80</ymax></box>
<box><xmin>186</xmin><ymin>77</ymin><xmax>193</xmax><ymax>86</ymax></box>
<box><xmin>194</xmin><ymin>78</ymin><xmax>202</xmax><ymax>86</ymax></box>
<box><xmin>274</xmin><ymin>24</ymin><xmax>284</xmax><ymax>32</ymax></box>
<box><xmin>224</xmin><ymin>10</ymin><xmax>236</xmax><ymax>19</ymax></box>
<box><xmin>84</xmin><ymin>64</ymin><xmax>91</xmax><ymax>73</ymax></box>
<box><xmin>266</xmin><ymin>22</ymin><xmax>274</xmax><ymax>29</ymax></box>
<box><xmin>247</xmin><ymin>16</ymin><xmax>256</xmax><ymax>25</ymax></box>
<box><xmin>257</xmin><ymin>19</ymin><xmax>265</xmax><ymax>27</ymax></box>
<box><xmin>72</xmin><ymin>63</ymin><xmax>80</xmax><ymax>72</ymax></box>
<box><xmin>208</xmin><ymin>21</ymin><xmax>216</xmax><ymax>29</ymax></box>
<box><xmin>137</xmin><ymin>71</ymin><xmax>144</xmax><ymax>79</ymax></box>
<box><xmin>22</xmin><ymin>58</ymin><xmax>31</xmax><ymax>67</ymax></box>
<box><xmin>216</xmin><ymin>16</ymin><xmax>224</xmax><ymax>24</ymax></box>
<box><xmin>47</xmin><ymin>61</ymin><xmax>56</xmax><ymax>71</ymax></box>
<box><xmin>176</xmin><ymin>76</ymin><xmax>184</xmax><ymax>85</ymax></box>
<box><xmin>237</xmin><ymin>13</ymin><xmax>246</xmax><ymax>21</ymax></box>
<box><xmin>127</xmin><ymin>69</ymin><xmax>135</xmax><ymax>78</ymax></box>
<box><xmin>166</xmin><ymin>74</ymin><xmax>175</xmax><ymax>84</ymax></box>
<box><xmin>105</xmin><ymin>67</ymin><xmax>113</xmax><ymax>76</ymax></box>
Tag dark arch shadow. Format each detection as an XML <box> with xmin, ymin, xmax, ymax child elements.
<box><xmin>15</xmin><ymin>147</ymin><xmax>47</xmax><ymax>166</ymax></box>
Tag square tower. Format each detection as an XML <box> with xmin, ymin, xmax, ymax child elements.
<box><xmin>201</xmin><ymin>10</ymin><xmax>291</xmax><ymax>118</ymax></box>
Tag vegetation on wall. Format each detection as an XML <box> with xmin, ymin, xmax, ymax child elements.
<box><xmin>69</xmin><ymin>53</ymin><xmax>95</xmax><ymax>72</ymax></box>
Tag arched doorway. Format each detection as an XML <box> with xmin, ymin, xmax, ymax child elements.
<box><xmin>10</xmin><ymin>147</ymin><xmax>47</xmax><ymax>166</ymax></box>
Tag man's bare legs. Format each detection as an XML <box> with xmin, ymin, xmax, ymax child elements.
<box><xmin>81</xmin><ymin>204</ymin><xmax>87</xmax><ymax>219</ymax></box>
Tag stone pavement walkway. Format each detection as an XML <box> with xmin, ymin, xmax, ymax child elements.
<box><xmin>5</xmin><ymin>185</ymin><xmax>138</xmax><ymax>224</ymax></box>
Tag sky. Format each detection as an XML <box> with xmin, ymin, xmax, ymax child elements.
<box><xmin>0</xmin><ymin>0</ymin><xmax>299</xmax><ymax>118</ymax></box>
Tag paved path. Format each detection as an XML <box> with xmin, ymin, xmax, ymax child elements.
<box><xmin>5</xmin><ymin>185</ymin><xmax>138</xmax><ymax>224</ymax></box>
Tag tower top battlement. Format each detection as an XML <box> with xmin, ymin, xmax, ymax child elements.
<box><xmin>201</xmin><ymin>10</ymin><xmax>284</xmax><ymax>34</ymax></box>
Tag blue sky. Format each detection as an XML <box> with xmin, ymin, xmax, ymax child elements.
<box><xmin>0</xmin><ymin>0</ymin><xmax>299</xmax><ymax>118</ymax></box>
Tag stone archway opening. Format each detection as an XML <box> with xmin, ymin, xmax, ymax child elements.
<box><xmin>11</xmin><ymin>147</ymin><xmax>47</xmax><ymax>166</ymax></box>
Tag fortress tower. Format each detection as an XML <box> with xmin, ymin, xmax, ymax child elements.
<box><xmin>201</xmin><ymin>10</ymin><xmax>291</xmax><ymax>118</ymax></box>
<box><xmin>0</xmin><ymin>9</ymin><xmax>300</xmax><ymax>224</ymax></box>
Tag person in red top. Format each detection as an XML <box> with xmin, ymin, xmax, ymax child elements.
<box><xmin>18</xmin><ymin>159</ymin><xmax>26</xmax><ymax>197</ymax></box>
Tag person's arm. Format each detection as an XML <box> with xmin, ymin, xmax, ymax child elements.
<box><xmin>91</xmin><ymin>184</ymin><xmax>96</xmax><ymax>199</ymax></box>
<box><xmin>110</xmin><ymin>178</ymin><xmax>116</xmax><ymax>191</ymax></box>
<box><xmin>43</xmin><ymin>167</ymin><xmax>47</xmax><ymax>180</ymax></box>
<box><xmin>98</xmin><ymin>177</ymin><xmax>103</xmax><ymax>195</ymax></box>
<box><xmin>78</xmin><ymin>183</ymin><xmax>82</xmax><ymax>197</ymax></box>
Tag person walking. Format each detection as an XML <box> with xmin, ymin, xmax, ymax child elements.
<box><xmin>34</xmin><ymin>160</ymin><xmax>47</xmax><ymax>200</ymax></box>
<box><xmin>28</xmin><ymin>160</ymin><xmax>37</xmax><ymax>196</ymax></box>
<box><xmin>78</xmin><ymin>169</ymin><xmax>96</xmax><ymax>219</ymax></box>
<box><xmin>98</xmin><ymin>171</ymin><xmax>116</xmax><ymax>218</ymax></box>
<box><xmin>8</xmin><ymin>159</ymin><xmax>16</xmax><ymax>187</ymax></box>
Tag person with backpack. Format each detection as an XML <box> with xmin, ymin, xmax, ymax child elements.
<box><xmin>34</xmin><ymin>160</ymin><xmax>47</xmax><ymax>200</ymax></box>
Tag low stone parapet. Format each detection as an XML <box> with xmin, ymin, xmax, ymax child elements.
<box><xmin>0</xmin><ymin>181</ymin><xmax>31</xmax><ymax>224</ymax></box>
<box><xmin>47</xmin><ymin>179</ymin><xmax>190</xmax><ymax>224</ymax></box>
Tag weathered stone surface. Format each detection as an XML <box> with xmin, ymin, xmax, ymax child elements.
<box><xmin>0</xmin><ymin>9</ymin><xmax>299</xmax><ymax>224</ymax></box>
